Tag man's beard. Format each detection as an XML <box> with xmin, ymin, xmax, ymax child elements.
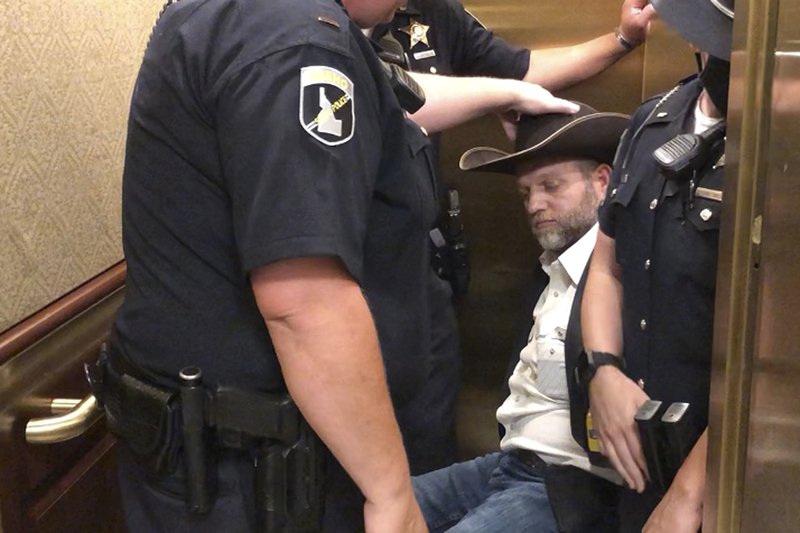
<box><xmin>531</xmin><ymin>187</ymin><xmax>599</xmax><ymax>253</ymax></box>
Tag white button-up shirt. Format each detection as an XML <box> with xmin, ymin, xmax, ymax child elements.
<box><xmin>497</xmin><ymin>224</ymin><xmax>619</xmax><ymax>483</ymax></box>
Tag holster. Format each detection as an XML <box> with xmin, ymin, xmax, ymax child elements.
<box><xmin>87</xmin><ymin>346</ymin><xmax>181</xmax><ymax>475</ymax></box>
<box><xmin>86</xmin><ymin>344</ymin><xmax>323</xmax><ymax>531</ymax></box>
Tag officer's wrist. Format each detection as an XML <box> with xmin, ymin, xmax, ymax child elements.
<box><xmin>614</xmin><ymin>27</ymin><xmax>640</xmax><ymax>52</ymax></box>
<box><xmin>583</xmin><ymin>350</ymin><xmax>625</xmax><ymax>385</ymax></box>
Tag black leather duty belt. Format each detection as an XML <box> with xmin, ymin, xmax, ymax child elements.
<box><xmin>510</xmin><ymin>448</ymin><xmax>548</xmax><ymax>471</ymax></box>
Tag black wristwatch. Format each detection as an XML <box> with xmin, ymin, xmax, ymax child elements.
<box><xmin>582</xmin><ymin>351</ymin><xmax>625</xmax><ymax>385</ymax></box>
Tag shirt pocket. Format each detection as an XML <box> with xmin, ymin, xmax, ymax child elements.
<box><xmin>687</xmin><ymin>187</ymin><xmax>723</xmax><ymax>231</ymax></box>
<box><xmin>534</xmin><ymin>339</ymin><xmax>569</xmax><ymax>402</ymax></box>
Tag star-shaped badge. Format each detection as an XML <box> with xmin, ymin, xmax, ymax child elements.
<box><xmin>400</xmin><ymin>19</ymin><xmax>430</xmax><ymax>48</ymax></box>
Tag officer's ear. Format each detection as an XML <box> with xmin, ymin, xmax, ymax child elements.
<box><xmin>590</xmin><ymin>163</ymin><xmax>612</xmax><ymax>201</ymax></box>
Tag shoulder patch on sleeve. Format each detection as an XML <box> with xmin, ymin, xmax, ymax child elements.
<box><xmin>299</xmin><ymin>66</ymin><xmax>355</xmax><ymax>146</ymax></box>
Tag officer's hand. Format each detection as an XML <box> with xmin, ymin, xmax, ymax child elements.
<box><xmin>363</xmin><ymin>486</ymin><xmax>428</xmax><ymax>533</ymax></box>
<box><xmin>644</xmin><ymin>429</ymin><xmax>707</xmax><ymax>532</ymax></box>
<box><xmin>619</xmin><ymin>0</ymin><xmax>656</xmax><ymax>47</ymax></box>
<box><xmin>499</xmin><ymin>110</ymin><xmax>520</xmax><ymax>141</ymax></box>
<box><xmin>642</xmin><ymin>481</ymin><xmax>703</xmax><ymax>533</ymax></box>
<box><xmin>588</xmin><ymin>365</ymin><xmax>649</xmax><ymax>492</ymax></box>
<box><xmin>508</xmin><ymin>81</ymin><xmax>580</xmax><ymax>117</ymax></box>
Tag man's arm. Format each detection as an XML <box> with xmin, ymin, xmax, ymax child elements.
<box><xmin>581</xmin><ymin>229</ymin><xmax>650</xmax><ymax>492</ymax></box>
<box><xmin>250</xmin><ymin>256</ymin><xmax>426</xmax><ymax>533</ymax></box>
<box><xmin>523</xmin><ymin>0</ymin><xmax>655</xmax><ymax>92</ymax></box>
<box><xmin>408</xmin><ymin>73</ymin><xmax>578</xmax><ymax>134</ymax></box>
<box><xmin>643</xmin><ymin>429</ymin><xmax>708</xmax><ymax>532</ymax></box>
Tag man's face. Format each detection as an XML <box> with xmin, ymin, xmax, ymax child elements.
<box><xmin>515</xmin><ymin>158</ymin><xmax>606</xmax><ymax>253</ymax></box>
<box><xmin>342</xmin><ymin>0</ymin><xmax>402</xmax><ymax>28</ymax></box>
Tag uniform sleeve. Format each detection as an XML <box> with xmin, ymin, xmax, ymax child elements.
<box><xmin>447</xmin><ymin>0</ymin><xmax>530</xmax><ymax>79</ymax></box>
<box><xmin>215</xmin><ymin>43</ymin><xmax>383</xmax><ymax>282</ymax></box>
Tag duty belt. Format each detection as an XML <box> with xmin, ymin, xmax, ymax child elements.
<box><xmin>86</xmin><ymin>343</ymin><xmax>323</xmax><ymax>532</ymax></box>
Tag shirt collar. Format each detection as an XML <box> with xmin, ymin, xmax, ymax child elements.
<box><xmin>395</xmin><ymin>1</ymin><xmax>421</xmax><ymax>17</ymax></box>
<box><xmin>539</xmin><ymin>224</ymin><xmax>598</xmax><ymax>286</ymax></box>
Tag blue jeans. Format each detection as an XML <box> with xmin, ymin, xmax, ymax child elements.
<box><xmin>412</xmin><ymin>452</ymin><xmax>558</xmax><ymax>533</ymax></box>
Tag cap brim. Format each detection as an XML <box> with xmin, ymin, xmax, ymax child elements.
<box><xmin>459</xmin><ymin>113</ymin><xmax>629</xmax><ymax>175</ymax></box>
<box><xmin>651</xmin><ymin>0</ymin><xmax>733</xmax><ymax>59</ymax></box>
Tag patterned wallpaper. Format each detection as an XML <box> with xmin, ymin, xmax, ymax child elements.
<box><xmin>0</xmin><ymin>0</ymin><xmax>163</xmax><ymax>332</ymax></box>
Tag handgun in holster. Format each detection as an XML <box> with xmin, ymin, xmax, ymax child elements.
<box><xmin>86</xmin><ymin>344</ymin><xmax>323</xmax><ymax>532</ymax></box>
<box><xmin>430</xmin><ymin>189</ymin><xmax>470</xmax><ymax>301</ymax></box>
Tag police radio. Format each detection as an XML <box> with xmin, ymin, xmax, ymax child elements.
<box><xmin>652</xmin><ymin>121</ymin><xmax>726</xmax><ymax>181</ymax></box>
<box><xmin>376</xmin><ymin>33</ymin><xmax>426</xmax><ymax>113</ymax></box>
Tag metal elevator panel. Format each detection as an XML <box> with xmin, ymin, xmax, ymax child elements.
<box><xmin>739</xmin><ymin>1</ymin><xmax>800</xmax><ymax>529</ymax></box>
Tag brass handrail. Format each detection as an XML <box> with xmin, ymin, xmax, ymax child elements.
<box><xmin>25</xmin><ymin>395</ymin><xmax>101</xmax><ymax>444</ymax></box>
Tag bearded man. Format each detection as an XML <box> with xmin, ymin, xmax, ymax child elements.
<box><xmin>411</xmin><ymin>103</ymin><xmax>630</xmax><ymax>533</ymax></box>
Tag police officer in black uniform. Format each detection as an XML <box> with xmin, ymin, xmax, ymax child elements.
<box><xmin>104</xmin><ymin>0</ymin><xmax>576</xmax><ymax>530</ymax></box>
<box><xmin>370</xmin><ymin>0</ymin><xmax>655</xmax><ymax>475</ymax></box>
<box><xmin>376</xmin><ymin>0</ymin><xmax>653</xmax><ymax>83</ymax></box>
<box><xmin>580</xmin><ymin>1</ymin><xmax>734</xmax><ymax>531</ymax></box>
<box><xmin>111</xmin><ymin>0</ymin><xmax>434</xmax><ymax>530</ymax></box>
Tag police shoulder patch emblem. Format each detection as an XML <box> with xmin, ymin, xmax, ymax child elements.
<box><xmin>299</xmin><ymin>66</ymin><xmax>355</xmax><ymax>146</ymax></box>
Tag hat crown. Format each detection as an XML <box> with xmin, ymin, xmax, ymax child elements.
<box><xmin>458</xmin><ymin>101</ymin><xmax>629</xmax><ymax>174</ymax></box>
<box><xmin>514</xmin><ymin>103</ymin><xmax>600</xmax><ymax>153</ymax></box>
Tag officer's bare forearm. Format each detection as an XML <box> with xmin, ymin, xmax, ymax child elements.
<box><xmin>670</xmin><ymin>429</ymin><xmax>708</xmax><ymax>502</ymax></box>
<box><xmin>524</xmin><ymin>0</ymin><xmax>655</xmax><ymax>92</ymax></box>
<box><xmin>250</xmin><ymin>257</ymin><xmax>413</xmax><ymax>507</ymax></box>
<box><xmin>524</xmin><ymin>33</ymin><xmax>631</xmax><ymax>92</ymax></box>
<box><xmin>407</xmin><ymin>73</ymin><xmax>577</xmax><ymax>133</ymax></box>
<box><xmin>582</xmin><ymin>230</ymin><xmax>625</xmax><ymax>355</ymax></box>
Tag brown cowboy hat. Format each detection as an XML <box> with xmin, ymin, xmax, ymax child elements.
<box><xmin>459</xmin><ymin>102</ymin><xmax>630</xmax><ymax>175</ymax></box>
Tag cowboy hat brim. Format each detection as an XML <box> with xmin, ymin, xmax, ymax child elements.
<box><xmin>459</xmin><ymin>112</ymin><xmax>629</xmax><ymax>175</ymax></box>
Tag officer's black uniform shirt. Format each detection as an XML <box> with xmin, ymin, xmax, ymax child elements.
<box><xmin>374</xmin><ymin>0</ymin><xmax>530</xmax><ymax>78</ymax></box>
<box><xmin>599</xmin><ymin>78</ymin><xmax>722</xmax><ymax>434</ymax></box>
<box><xmin>114</xmin><ymin>0</ymin><xmax>437</xmax><ymax>404</ymax></box>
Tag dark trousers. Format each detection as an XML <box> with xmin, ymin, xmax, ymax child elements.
<box><xmin>398</xmin><ymin>272</ymin><xmax>461</xmax><ymax>476</ymax></box>
<box><xmin>544</xmin><ymin>465</ymin><xmax>621</xmax><ymax>533</ymax></box>
<box><xmin>617</xmin><ymin>485</ymin><xmax>664</xmax><ymax>533</ymax></box>
<box><xmin>117</xmin><ymin>443</ymin><xmax>257</xmax><ymax>532</ymax></box>
<box><xmin>119</xmin><ymin>444</ymin><xmax>360</xmax><ymax>533</ymax></box>
<box><xmin>322</xmin><ymin>278</ymin><xmax>462</xmax><ymax>530</ymax></box>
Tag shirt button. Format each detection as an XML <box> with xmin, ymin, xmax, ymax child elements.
<box><xmin>644</xmin><ymin>259</ymin><xmax>651</xmax><ymax>270</ymax></box>
<box><xmin>640</xmin><ymin>319</ymin><xmax>647</xmax><ymax>330</ymax></box>
<box><xmin>649</xmin><ymin>199</ymin><xmax>658</xmax><ymax>210</ymax></box>
<box><xmin>429</xmin><ymin>66</ymin><xmax>437</xmax><ymax>74</ymax></box>
<box><xmin>549</xmin><ymin>348</ymin><xmax>555</xmax><ymax>355</ymax></box>
<box><xmin>553</xmin><ymin>291</ymin><xmax>559</xmax><ymax>297</ymax></box>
